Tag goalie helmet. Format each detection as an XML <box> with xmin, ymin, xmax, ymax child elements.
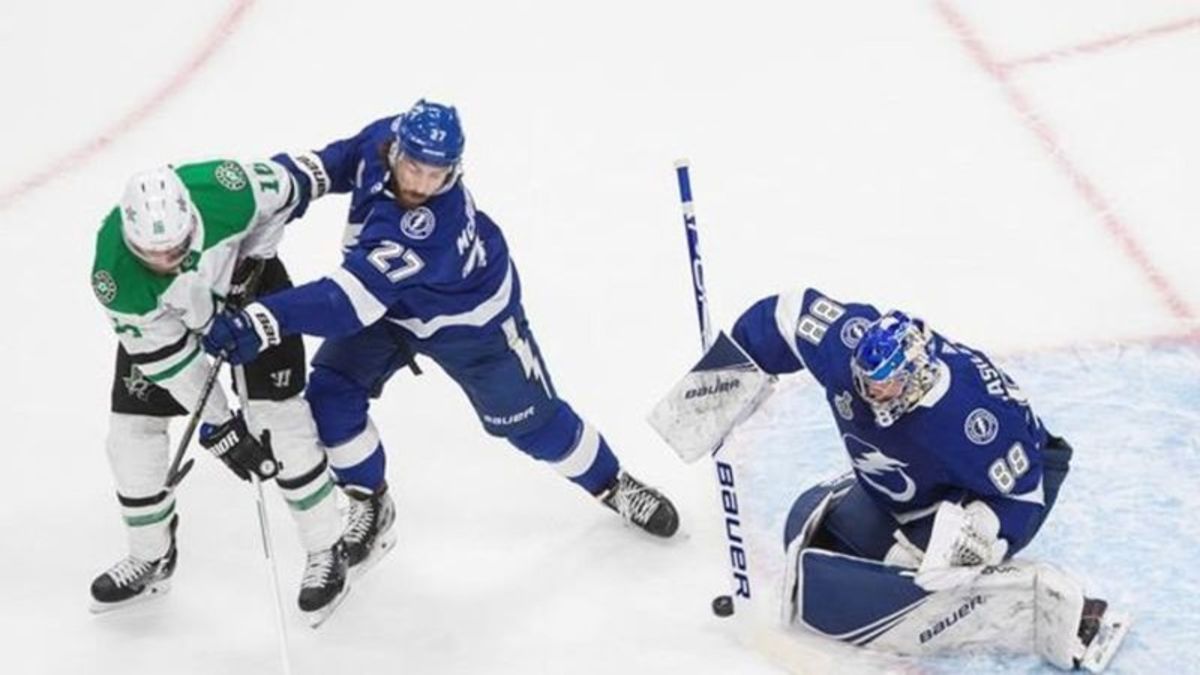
<box><xmin>850</xmin><ymin>311</ymin><xmax>942</xmax><ymax>427</ymax></box>
<box><xmin>119</xmin><ymin>167</ymin><xmax>198</xmax><ymax>273</ymax></box>
<box><xmin>391</xmin><ymin>99</ymin><xmax>465</xmax><ymax>168</ymax></box>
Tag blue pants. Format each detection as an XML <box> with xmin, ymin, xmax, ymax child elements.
<box><xmin>784</xmin><ymin>435</ymin><xmax>1073</xmax><ymax>560</ymax></box>
<box><xmin>304</xmin><ymin>304</ymin><xmax>619</xmax><ymax>494</ymax></box>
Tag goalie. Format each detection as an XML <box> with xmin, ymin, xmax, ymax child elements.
<box><xmin>652</xmin><ymin>287</ymin><xmax>1128</xmax><ymax>671</ymax></box>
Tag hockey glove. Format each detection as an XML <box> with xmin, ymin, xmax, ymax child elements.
<box><xmin>202</xmin><ymin>302</ymin><xmax>282</xmax><ymax>365</ymax></box>
<box><xmin>915</xmin><ymin>501</ymin><xmax>1009</xmax><ymax>591</ymax></box>
<box><xmin>199</xmin><ymin>413</ymin><xmax>279</xmax><ymax>482</ymax></box>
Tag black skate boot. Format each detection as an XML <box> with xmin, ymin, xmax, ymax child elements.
<box><xmin>600</xmin><ymin>471</ymin><xmax>679</xmax><ymax>538</ymax></box>
<box><xmin>1076</xmin><ymin>598</ymin><xmax>1108</xmax><ymax>649</ymax></box>
<box><xmin>299</xmin><ymin>540</ymin><xmax>350</xmax><ymax>628</ymax></box>
<box><xmin>343</xmin><ymin>481</ymin><xmax>397</xmax><ymax>579</ymax></box>
<box><xmin>1074</xmin><ymin>597</ymin><xmax>1131</xmax><ymax>672</ymax></box>
<box><xmin>90</xmin><ymin>514</ymin><xmax>179</xmax><ymax>613</ymax></box>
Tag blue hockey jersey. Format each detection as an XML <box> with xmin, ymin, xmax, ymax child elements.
<box><xmin>732</xmin><ymin>287</ymin><xmax>1051</xmax><ymax>552</ymax></box>
<box><xmin>260</xmin><ymin>115</ymin><xmax>516</xmax><ymax>341</ymax></box>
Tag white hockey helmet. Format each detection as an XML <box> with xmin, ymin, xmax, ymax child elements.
<box><xmin>119</xmin><ymin>167</ymin><xmax>198</xmax><ymax>272</ymax></box>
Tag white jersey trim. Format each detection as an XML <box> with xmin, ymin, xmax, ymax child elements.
<box><xmin>1005</xmin><ymin>476</ymin><xmax>1045</xmax><ymax>506</ymax></box>
<box><xmin>387</xmin><ymin>261</ymin><xmax>514</xmax><ymax>339</ymax></box>
<box><xmin>330</xmin><ymin>267</ymin><xmax>389</xmax><ymax>328</ymax></box>
<box><xmin>552</xmin><ymin>422</ymin><xmax>601</xmax><ymax>479</ymax></box>
<box><xmin>326</xmin><ymin>420</ymin><xmax>381</xmax><ymax>470</ymax></box>
<box><xmin>892</xmin><ymin>501</ymin><xmax>943</xmax><ymax>525</ymax></box>
<box><xmin>774</xmin><ymin>289</ymin><xmax>808</xmax><ymax>369</ymax></box>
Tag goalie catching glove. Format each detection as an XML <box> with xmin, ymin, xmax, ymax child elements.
<box><xmin>908</xmin><ymin>500</ymin><xmax>1009</xmax><ymax>591</ymax></box>
<box><xmin>200</xmin><ymin>413</ymin><xmax>278</xmax><ymax>481</ymax></box>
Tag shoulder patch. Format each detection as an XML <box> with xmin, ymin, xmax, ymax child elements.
<box><xmin>840</xmin><ymin>316</ymin><xmax>871</xmax><ymax>349</ymax></box>
<box><xmin>174</xmin><ymin>161</ymin><xmax>256</xmax><ymax>249</ymax></box>
<box><xmin>213</xmin><ymin>161</ymin><xmax>249</xmax><ymax>191</ymax></box>
<box><xmin>834</xmin><ymin>390</ymin><xmax>855</xmax><ymax>421</ymax></box>
<box><xmin>93</xmin><ymin>208</ymin><xmax>173</xmax><ymax>315</ymax></box>
<box><xmin>92</xmin><ymin>270</ymin><xmax>117</xmax><ymax>305</ymax></box>
<box><xmin>400</xmin><ymin>206</ymin><xmax>437</xmax><ymax>240</ymax></box>
<box><xmin>964</xmin><ymin>408</ymin><xmax>1000</xmax><ymax>445</ymax></box>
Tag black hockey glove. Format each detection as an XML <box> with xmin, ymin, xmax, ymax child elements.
<box><xmin>199</xmin><ymin>414</ymin><xmax>278</xmax><ymax>482</ymax></box>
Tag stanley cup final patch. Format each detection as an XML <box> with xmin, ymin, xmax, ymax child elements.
<box><xmin>400</xmin><ymin>206</ymin><xmax>437</xmax><ymax>240</ymax></box>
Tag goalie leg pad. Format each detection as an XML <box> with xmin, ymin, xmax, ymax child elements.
<box><xmin>780</xmin><ymin>473</ymin><xmax>855</xmax><ymax>623</ymax></box>
<box><xmin>105</xmin><ymin>413</ymin><xmax>175</xmax><ymax>560</ymax></box>
<box><xmin>248</xmin><ymin>397</ymin><xmax>342</xmax><ymax>552</ymax></box>
<box><xmin>787</xmin><ymin>545</ymin><xmax>1109</xmax><ymax>670</ymax></box>
<box><xmin>793</xmin><ymin>549</ymin><xmax>1040</xmax><ymax>654</ymax></box>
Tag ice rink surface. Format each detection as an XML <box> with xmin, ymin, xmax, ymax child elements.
<box><xmin>0</xmin><ymin>1</ymin><xmax>1196</xmax><ymax>673</ymax></box>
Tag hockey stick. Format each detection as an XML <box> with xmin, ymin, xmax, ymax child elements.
<box><xmin>233</xmin><ymin>364</ymin><xmax>294</xmax><ymax>675</ymax></box>
<box><xmin>163</xmin><ymin>354</ymin><xmax>226</xmax><ymax>488</ymax></box>
<box><xmin>163</xmin><ymin>259</ymin><xmax>267</xmax><ymax>489</ymax></box>
<box><xmin>676</xmin><ymin>160</ymin><xmax>714</xmax><ymax>353</ymax></box>
<box><xmin>673</xmin><ymin>160</ymin><xmax>755</xmax><ymax>617</ymax></box>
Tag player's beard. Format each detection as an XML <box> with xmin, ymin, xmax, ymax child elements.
<box><xmin>397</xmin><ymin>189</ymin><xmax>430</xmax><ymax>209</ymax></box>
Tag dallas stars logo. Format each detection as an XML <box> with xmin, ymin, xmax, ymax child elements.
<box><xmin>123</xmin><ymin>367</ymin><xmax>153</xmax><ymax>402</ymax></box>
<box><xmin>93</xmin><ymin>270</ymin><xmax>117</xmax><ymax>305</ymax></box>
<box><xmin>214</xmin><ymin>161</ymin><xmax>248</xmax><ymax>191</ymax></box>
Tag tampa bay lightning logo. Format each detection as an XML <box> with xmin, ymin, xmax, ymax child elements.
<box><xmin>840</xmin><ymin>317</ymin><xmax>871</xmax><ymax>349</ymax></box>
<box><xmin>400</xmin><ymin>206</ymin><xmax>436</xmax><ymax>240</ymax></box>
<box><xmin>964</xmin><ymin>408</ymin><xmax>1000</xmax><ymax>445</ymax></box>
<box><xmin>844</xmin><ymin>434</ymin><xmax>916</xmax><ymax>502</ymax></box>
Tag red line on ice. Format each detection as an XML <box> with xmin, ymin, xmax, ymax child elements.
<box><xmin>933</xmin><ymin>0</ymin><xmax>1195</xmax><ymax>324</ymax></box>
<box><xmin>1001</xmin><ymin>15</ymin><xmax>1200</xmax><ymax>71</ymax></box>
<box><xmin>0</xmin><ymin>0</ymin><xmax>257</xmax><ymax>211</ymax></box>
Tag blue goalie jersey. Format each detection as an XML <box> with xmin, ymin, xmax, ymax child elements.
<box><xmin>265</xmin><ymin>115</ymin><xmax>516</xmax><ymax>341</ymax></box>
<box><xmin>731</xmin><ymin>287</ymin><xmax>1052</xmax><ymax>552</ymax></box>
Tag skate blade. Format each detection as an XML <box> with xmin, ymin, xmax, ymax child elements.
<box><xmin>1079</xmin><ymin>610</ymin><xmax>1131</xmax><ymax>673</ymax></box>
<box><xmin>304</xmin><ymin>584</ymin><xmax>351</xmax><ymax>629</ymax></box>
<box><xmin>89</xmin><ymin>579</ymin><xmax>172</xmax><ymax>614</ymax></box>
<box><xmin>349</xmin><ymin>526</ymin><xmax>399</xmax><ymax>583</ymax></box>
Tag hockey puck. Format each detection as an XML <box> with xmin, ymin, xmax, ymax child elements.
<box><xmin>711</xmin><ymin>594</ymin><xmax>734</xmax><ymax>617</ymax></box>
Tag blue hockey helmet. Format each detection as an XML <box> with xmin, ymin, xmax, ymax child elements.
<box><xmin>392</xmin><ymin>99</ymin><xmax>465</xmax><ymax>168</ymax></box>
<box><xmin>850</xmin><ymin>311</ymin><xmax>941</xmax><ymax>427</ymax></box>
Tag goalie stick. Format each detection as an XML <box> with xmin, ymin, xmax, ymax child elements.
<box><xmin>670</xmin><ymin>160</ymin><xmax>763</xmax><ymax>617</ymax></box>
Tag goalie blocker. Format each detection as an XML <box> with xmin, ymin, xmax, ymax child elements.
<box><xmin>648</xmin><ymin>331</ymin><xmax>774</xmax><ymax>463</ymax></box>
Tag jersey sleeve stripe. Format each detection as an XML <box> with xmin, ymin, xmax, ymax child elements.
<box><xmin>773</xmin><ymin>289</ymin><xmax>809</xmax><ymax>369</ymax></box>
<box><xmin>388</xmin><ymin>261</ymin><xmax>514</xmax><ymax>339</ymax></box>
<box><xmin>126</xmin><ymin>331</ymin><xmax>190</xmax><ymax>365</ymax></box>
<box><xmin>1003</xmin><ymin>477</ymin><xmax>1045</xmax><ymax>506</ymax></box>
<box><xmin>144</xmin><ymin>344</ymin><xmax>203</xmax><ymax>383</ymax></box>
<box><xmin>329</xmin><ymin>266</ymin><xmax>389</xmax><ymax>327</ymax></box>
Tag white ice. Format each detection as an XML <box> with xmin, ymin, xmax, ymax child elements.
<box><xmin>0</xmin><ymin>1</ymin><xmax>1196</xmax><ymax>674</ymax></box>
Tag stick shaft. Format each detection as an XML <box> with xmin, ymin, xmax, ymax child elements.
<box><xmin>235</xmin><ymin>365</ymin><xmax>293</xmax><ymax>675</ymax></box>
<box><xmin>675</xmin><ymin>160</ymin><xmax>714</xmax><ymax>352</ymax></box>
<box><xmin>673</xmin><ymin>160</ymin><xmax>754</xmax><ymax>614</ymax></box>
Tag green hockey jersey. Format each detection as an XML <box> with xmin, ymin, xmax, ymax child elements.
<box><xmin>91</xmin><ymin>159</ymin><xmax>297</xmax><ymax>420</ymax></box>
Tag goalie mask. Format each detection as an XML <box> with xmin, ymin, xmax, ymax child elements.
<box><xmin>850</xmin><ymin>311</ymin><xmax>941</xmax><ymax>427</ymax></box>
<box><xmin>119</xmin><ymin>167</ymin><xmax>198</xmax><ymax>274</ymax></box>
